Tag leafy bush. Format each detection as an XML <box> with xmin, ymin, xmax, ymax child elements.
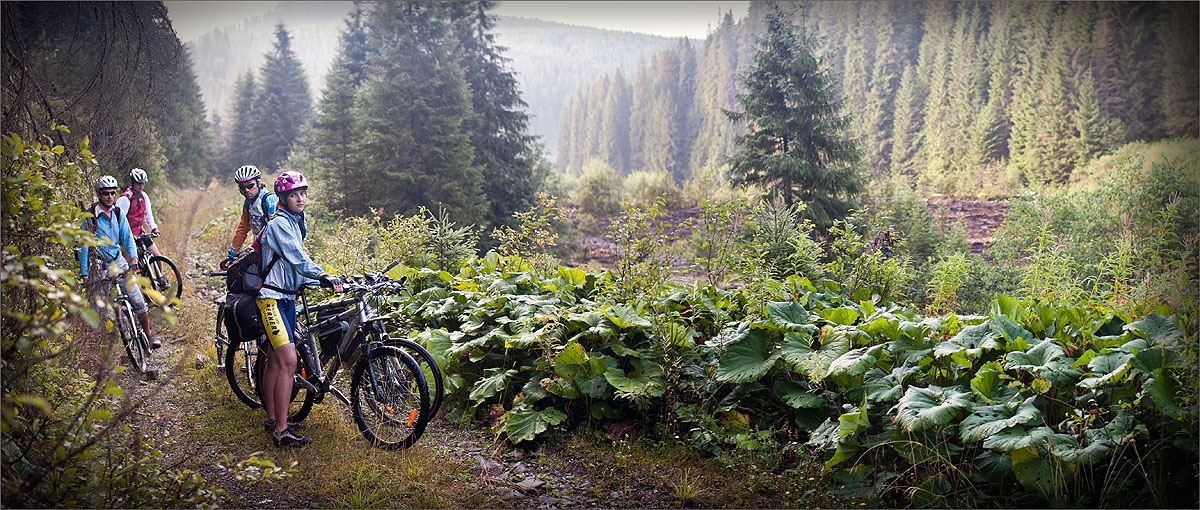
<box><xmin>1</xmin><ymin>128</ymin><xmax>226</xmax><ymax>508</ymax></box>
<box><xmin>690</xmin><ymin>197</ymin><xmax>752</xmax><ymax>286</ymax></box>
<box><xmin>359</xmin><ymin>249</ymin><xmax>1197</xmax><ymax>508</ymax></box>
<box><xmin>621</xmin><ymin>170</ymin><xmax>684</xmax><ymax>210</ymax></box>
<box><xmin>743</xmin><ymin>198</ymin><xmax>823</xmax><ymax>281</ymax></box>
<box><xmin>573</xmin><ymin>159</ymin><xmax>622</xmax><ymax>217</ymax></box>
<box><xmin>604</xmin><ymin>199</ymin><xmax>676</xmax><ymax>305</ymax></box>
<box><xmin>491</xmin><ymin>192</ymin><xmax>567</xmax><ymax>272</ymax></box>
<box><xmin>823</xmin><ymin>208</ymin><xmax>914</xmax><ymax>304</ymax></box>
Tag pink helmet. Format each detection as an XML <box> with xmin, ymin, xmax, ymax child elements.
<box><xmin>274</xmin><ymin>171</ymin><xmax>308</xmax><ymax>196</ymax></box>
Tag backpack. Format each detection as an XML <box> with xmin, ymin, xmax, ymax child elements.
<box><xmin>225</xmin><ymin>229</ymin><xmax>281</xmax><ymax>296</ymax></box>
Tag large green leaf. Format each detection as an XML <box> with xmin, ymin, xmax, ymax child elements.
<box><xmin>894</xmin><ymin>385</ymin><xmax>971</xmax><ymax>432</ymax></box>
<box><xmin>604</xmin><ymin>304</ymin><xmax>652</xmax><ymax>328</ymax></box>
<box><xmin>773</xmin><ymin>380</ymin><xmax>826</xmax><ymax>409</ymax></box>
<box><xmin>767</xmin><ymin>301</ymin><xmax>814</xmax><ymax>331</ymax></box>
<box><xmin>1011</xmin><ymin>446</ymin><xmax>1073</xmax><ymax>504</ymax></box>
<box><xmin>992</xmin><ymin>315</ymin><xmax>1034</xmax><ymax>349</ymax></box>
<box><xmin>469</xmin><ymin>368</ymin><xmax>518</xmax><ymax>404</ymax></box>
<box><xmin>604</xmin><ymin>357</ymin><xmax>665</xmax><ymax>397</ymax></box>
<box><xmin>553</xmin><ymin>340</ymin><xmax>587</xmax><ymax>367</ymax></box>
<box><xmin>505</xmin><ymin>407</ymin><xmax>566</xmax><ymax>443</ymax></box>
<box><xmin>982</xmin><ymin>426</ymin><xmax>1058</xmax><ymax>451</ymax></box>
<box><xmin>1005</xmin><ymin>339</ymin><xmax>1083</xmax><ymax>387</ymax></box>
<box><xmin>934</xmin><ymin>322</ymin><xmax>1000</xmax><ymax>359</ymax></box>
<box><xmin>1124</xmin><ymin>313</ymin><xmax>1183</xmax><ymax>346</ymax></box>
<box><xmin>1078</xmin><ymin>350</ymin><xmax>1132</xmax><ymax>389</ymax></box>
<box><xmin>716</xmin><ymin>329</ymin><xmax>782</xmax><ymax>383</ymax></box>
<box><xmin>960</xmin><ymin>398</ymin><xmax>1043</xmax><ymax>442</ymax></box>
<box><xmin>825</xmin><ymin>345</ymin><xmax>884</xmax><ymax>381</ymax></box>
<box><xmin>1050</xmin><ymin>430</ymin><xmax>1114</xmax><ymax>465</ymax></box>
<box><xmin>821</xmin><ymin>306</ymin><xmax>860</xmax><ymax>326</ymax></box>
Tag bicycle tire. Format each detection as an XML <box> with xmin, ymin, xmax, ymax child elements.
<box><xmin>119</xmin><ymin>301</ymin><xmax>147</xmax><ymax>373</ymax></box>
<box><xmin>225</xmin><ymin>339</ymin><xmax>261</xmax><ymax>409</ymax></box>
<box><xmin>388</xmin><ymin>337</ymin><xmax>444</xmax><ymax>420</ymax></box>
<box><xmin>147</xmin><ymin>255</ymin><xmax>182</xmax><ymax>302</ymax></box>
<box><xmin>350</xmin><ymin>345</ymin><xmax>429</xmax><ymax>450</ymax></box>
<box><xmin>214</xmin><ymin>306</ymin><xmax>227</xmax><ymax>369</ymax></box>
<box><xmin>252</xmin><ymin>347</ymin><xmax>315</xmax><ymax>423</ymax></box>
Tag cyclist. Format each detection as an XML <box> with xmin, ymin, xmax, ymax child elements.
<box><xmin>115</xmin><ymin>168</ymin><xmax>162</xmax><ymax>258</ymax></box>
<box><xmin>223</xmin><ymin>165</ymin><xmax>278</xmax><ymax>267</ymax></box>
<box><xmin>256</xmin><ymin>170</ymin><xmax>343</xmax><ymax>447</ymax></box>
<box><xmin>79</xmin><ymin>175</ymin><xmax>159</xmax><ymax>349</ymax></box>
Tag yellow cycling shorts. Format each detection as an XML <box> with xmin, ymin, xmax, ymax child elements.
<box><xmin>256</xmin><ymin>297</ymin><xmax>296</xmax><ymax>349</ymax></box>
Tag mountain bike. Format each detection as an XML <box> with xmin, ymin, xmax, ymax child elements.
<box><xmin>208</xmin><ymin>270</ymin><xmax>263</xmax><ymax>409</ymax></box>
<box><xmin>249</xmin><ymin>261</ymin><xmax>433</xmax><ymax>449</ymax></box>
<box><xmin>110</xmin><ymin>272</ymin><xmax>151</xmax><ymax>373</ymax></box>
<box><xmin>135</xmin><ymin>233</ymin><xmax>182</xmax><ymax>303</ymax></box>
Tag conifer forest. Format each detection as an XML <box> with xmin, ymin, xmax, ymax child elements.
<box><xmin>2</xmin><ymin>1</ymin><xmax>1198</xmax><ymax>508</ymax></box>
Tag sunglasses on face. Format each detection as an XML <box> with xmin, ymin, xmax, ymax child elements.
<box><xmin>99</xmin><ymin>190</ymin><xmax>117</xmax><ymax>197</ymax></box>
<box><xmin>238</xmin><ymin>182</ymin><xmax>258</xmax><ymax>191</ymax></box>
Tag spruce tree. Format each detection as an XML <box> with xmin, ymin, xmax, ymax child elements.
<box><xmin>226</xmin><ymin>71</ymin><xmax>258</xmax><ymax>170</ymax></box>
<box><xmin>355</xmin><ymin>2</ymin><xmax>485</xmax><ymax>226</ymax></box>
<box><xmin>725</xmin><ymin>4</ymin><xmax>862</xmax><ymax>231</ymax></box>
<box><xmin>312</xmin><ymin>3</ymin><xmax>370</xmax><ymax>212</ymax></box>
<box><xmin>249</xmin><ymin>23</ymin><xmax>312</xmax><ymax>172</ymax></box>
<box><xmin>448</xmin><ymin>0</ymin><xmax>542</xmax><ymax>230</ymax></box>
<box><xmin>159</xmin><ymin>46</ymin><xmax>214</xmax><ymax>186</ymax></box>
<box><xmin>599</xmin><ymin>66</ymin><xmax>632</xmax><ymax>174</ymax></box>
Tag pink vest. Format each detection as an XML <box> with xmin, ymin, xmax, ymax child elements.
<box><xmin>121</xmin><ymin>188</ymin><xmax>147</xmax><ymax>235</ymax></box>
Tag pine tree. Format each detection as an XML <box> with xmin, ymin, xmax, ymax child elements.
<box><xmin>448</xmin><ymin>0</ymin><xmax>541</xmax><ymax>229</ymax></box>
<box><xmin>159</xmin><ymin>46</ymin><xmax>214</xmax><ymax>186</ymax></box>
<box><xmin>1154</xmin><ymin>2</ymin><xmax>1199</xmax><ymax>138</ymax></box>
<box><xmin>311</xmin><ymin>3</ymin><xmax>370</xmax><ymax>211</ymax></box>
<box><xmin>725</xmin><ymin>4</ymin><xmax>862</xmax><ymax>230</ymax></box>
<box><xmin>226</xmin><ymin>71</ymin><xmax>258</xmax><ymax>170</ymax></box>
<box><xmin>249</xmin><ymin>23</ymin><xmax>313</xmax><ymax>171</ymax></box>
<box><xmin>599</xmin><ymin>66</ymin><xmax>632</xmax><ymax>174</ymax></box>
<box><xmin>354</xmin><ymin>2</ymin><xmax>485</xmax><ymax>226</ymax></box>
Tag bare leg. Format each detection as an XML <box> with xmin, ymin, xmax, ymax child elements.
<box><xmin>270</xmin><ymin>343</ymin><xmax>298</xmax><ymax>433</ymax></box>
<box><xmin>263</xmin><ymin>346</ymin><xmax>279</xmax><ymax>425</ymax></box>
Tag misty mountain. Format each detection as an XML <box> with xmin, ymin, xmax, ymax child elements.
<box><xmin>185</xmin><ymin>4</ymin><xmax>683</xmax><ymax>157</ymax></box>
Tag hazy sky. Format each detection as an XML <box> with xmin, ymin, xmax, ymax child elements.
<box><xmin>165</xmin><ymin>1</ymin><xmax>749</xmax><ymax>42</ymax></box>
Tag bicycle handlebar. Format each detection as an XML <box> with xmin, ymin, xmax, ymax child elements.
<box><xmin>207</xmin><ymin>271</ymin><xmax>227</xmax><ymax>277</ymax></box>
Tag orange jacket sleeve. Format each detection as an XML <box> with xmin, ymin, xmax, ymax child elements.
<box><xmin>231</xmin><ymin>207</ymin><xmax>251</xmax><ymax>251</ymax></box>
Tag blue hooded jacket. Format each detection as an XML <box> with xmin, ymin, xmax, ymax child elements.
<box><xmin>257</xmin><ymin>206</ymin><xmax>324</xmax><ymax>300</ymax></box>
<box><xmin>78</xmin><ymin>203</ymin><xmax>137</xmax><ymax>277</ymax></box>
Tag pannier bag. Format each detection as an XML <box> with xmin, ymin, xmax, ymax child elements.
<box><xmin>223</xmin><ymin>292</ymin><xmax>265</xmax><ymax>344</ymax></box>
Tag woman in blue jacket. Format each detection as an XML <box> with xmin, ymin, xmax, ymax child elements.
<box><xmin>256</xmin><ymin>171</ymin><xmax>343</xmax><ymax>447</ymax></box>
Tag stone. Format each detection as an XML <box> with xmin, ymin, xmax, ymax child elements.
<box><xmin>143</xmin><ymin>369</ymin><xmax>158</xmax><ymax>381</ymax></box>
<box><xmin>512</xmin><ymin>462</ymin><xmax>528</xmax><ymax>474</ymax></box>
<box><xmin>471</xmin><ymin>455</ymin><xmax>504</xmax><ymax>476</ymax></box>
<box><xmin>516</xmin><ymin>477</ymin><xmax>546</xmax><ymax>493</ymax></box>
<box><xmin>537</xmin><ymin>496</ymin><xmax>560</xmax><ymax>505</ymax></box>
<box><xmin>497</xmin><ymin>487</ymin><xmax>523</xmax><ymax>501</ymax></box>
<box><xmin>194</xmin><ymin>353</ymin><xmax>211</xmax><ymax>369</ymax></box>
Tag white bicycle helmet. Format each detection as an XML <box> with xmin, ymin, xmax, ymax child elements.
<box><xmin>95</xmin><ymin>175</ymin><xmax>119</xmax><ymax>190</ymax></box>
<box><xmin>234</xmin><ymin>165</ymin><xmax>261</xmax><ymax>183</ymax></box>
<box><xmin>129</xmin><ymin>167</ymin><xmax>148</xmax><ymax>183</ymax></box>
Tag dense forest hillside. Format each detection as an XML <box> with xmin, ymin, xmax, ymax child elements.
<box><xmin>186</xmin><ymin>6</ymin><xmax>681</xmax><ymax>156</ymax></box>
<box><xmin>558</xmin><ymin>1</ymin><xmax>1199</xmax><ymax>197</ymax></box>
<box><xmin>491</xmin><ymin>17</ymin><xmax>684</xmax><ymax>154</ymax></box>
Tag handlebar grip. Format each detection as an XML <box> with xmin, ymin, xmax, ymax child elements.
<box><xmin>208</xmin><ymin>271</ymin><xmax>227</xmax><ymax>277</ymax></box>
<box><xmin>381</xmin><ymin>260</ymin><xmax>400</xmax><ymax>276</ymax></box>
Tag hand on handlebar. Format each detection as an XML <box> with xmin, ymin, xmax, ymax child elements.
<box><xmin>318</xmin><ymin>274</ymin><xmax>344</xmax><ymax>293</ymax></box>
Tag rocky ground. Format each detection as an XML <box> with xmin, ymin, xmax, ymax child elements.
<box><xmin>569</xmin><ymin>199</ymin><xmax>1011</xmax><ymax>268</ymax></box>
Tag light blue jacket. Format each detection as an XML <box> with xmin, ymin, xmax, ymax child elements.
<box><xmin>78</xmin><ymin>203</ymin><xmax>136</xmax><ymax>277</ymax></box>
<box><xmin>258</xmin><ymin>207</ymin><xmax>324</xmax><ymax>300</ymax></box>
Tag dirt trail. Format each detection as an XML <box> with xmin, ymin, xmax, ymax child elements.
<box><xmin>121</xmin><ymin>186</ymin><xmax>712</xmax><ymax>509</ymax></box>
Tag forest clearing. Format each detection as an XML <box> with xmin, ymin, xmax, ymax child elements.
<box><xmin>3</xmin><ymin>1</ymin><xmax>1197</xmax><ymax>508</ymax></box>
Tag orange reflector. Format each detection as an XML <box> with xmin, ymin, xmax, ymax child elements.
<box><xmin>407</xmin><ymin>409</ymin><xmax>418</xmax><ymax>427</ymax></box>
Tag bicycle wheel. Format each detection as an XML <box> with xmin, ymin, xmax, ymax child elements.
<box><xmin>252</xmin><ymin>347</ymin><xmax>315</xmax><ymax>423</ymax></box>
<box><xmin>350</xmin><ymin>345</ymin><xmax>429</xmax><ymax>450</ymax></box>
<box><xmin>118</xmin><ymin>301</ymin><xmax>147</xmax><ymax>373</ymax></box>
<box><xmin>388</xmin><ymin>337</ymin><xmax>444</xmax><ymax>420</ymax></box>
<box><xmin>225</xmin><ymin>339</ymin><xmax>261</xmax><ymax>409</ymax></box>
<box><xmin>147</xmin><ymin>255</ymin><xmax>182</xmax><ymax>302</ymax></box>
<box><xmin>214</xmin><ymin>305</ymin><xmax>227</xmax><ymax>369</ymax></box>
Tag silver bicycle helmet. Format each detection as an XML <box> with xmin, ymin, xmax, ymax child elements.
<box><xmin>129</xmin><ymin>167</ymin><xmax>148</xmax><ymax>183</ymax></box>
<box><xmin>234</xmin><ymin>165</ymin><xmax>261</xmax><ymax>183</ymax></box>
<box><xmin>95</xmin><ymin>175</ymin><xmax>119</xmax><ymax>190</ymax></box>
